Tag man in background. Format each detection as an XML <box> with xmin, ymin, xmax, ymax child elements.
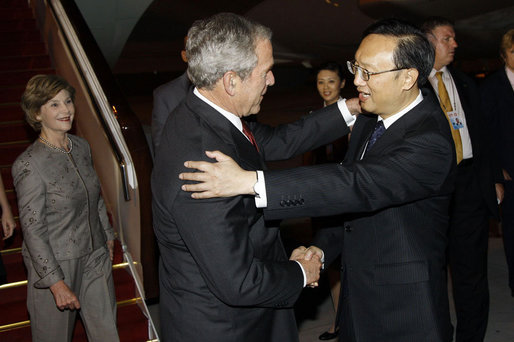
<box><xmin>151</xmin><ymin>36</ymin><xmax>191</xmax><ymax>151</ymax></box>
<box><xmin>422</xmin><ymin>17</ymin><xmax>504</xmax><ymax>342</ymax></box>
<box><xmin>480</xmin><ymin>29</ymin><xmax>514</xmax><ymax>298</ymax></box>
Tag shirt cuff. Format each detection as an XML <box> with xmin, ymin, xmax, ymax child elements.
<box><xmin>337</xmin><ymin>98</ymin><xmax>356</xmax><ymax>127</ymax></box>
<box><xmin>294</xmin><ymin>260</ymin><xmax>307</xmax><ymax>287</ymax></box>
<box><xmin>254</xmin><ymin>170</ymin><xmax>267</xmax><ymax>208</ymax></box>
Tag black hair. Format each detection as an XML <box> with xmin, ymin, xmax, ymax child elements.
<box><xmin>363</xmin><ymin>18</ymin><xmax>435</xmax><ymax>86</ymax></box>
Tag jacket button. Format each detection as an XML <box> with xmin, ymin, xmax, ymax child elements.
<box><xmin>345</xmin><ymin>225</ymin><xmax>352</xmax><ymax>232</ymax></box>
<box><xmin>280</xmin><ymin>200</ymin><xmax>286</xmax><ymax>207</ymax></box>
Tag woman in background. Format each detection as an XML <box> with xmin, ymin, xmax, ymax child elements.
<box><xmin>13</xmin><ymin>74</ymin><xmax>119</xmax><ymax>342</ymax></box>
<box><xmin>305</xmin><ymin>62</ymin><xmax>348</xmax><ymax>166</ymax></box>
<box><xmin>312</xmin><ymin>62</ymin><xmax>347</xmax><ymax>341</ymax></box>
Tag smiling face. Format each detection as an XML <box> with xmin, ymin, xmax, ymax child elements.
<box><xmin>428</xmin><ymin>25</ymin><xmax>458</xmax><ymax>70</ymax></box>
<box><xmin>353</xmin><ymin>34</ymin><xmax>413</xmax><ymax>118</ymax></box>
<box><xmin>235</xmin><ymin>39</ymin><xmax>275</xmax><ymax>117</ymax></box>
<box><xmin>36</xmin><ymin>89</ymin><xmax>75</xmax><ymax>136</ymax></box>
<box><xmin>317</xmin><ymin>69</ymin><xmax>345</xmax><ymax>105</ymax></box>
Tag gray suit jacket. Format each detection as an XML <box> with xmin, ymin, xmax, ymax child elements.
<box><xmin>152</xmin><ymin>89</ymin><xmax>349</xmax><ymax>342</ymax></box>
<box><xmin>263</xmin><ymin>90</ymin><xmax>456</xmax><ymax>342</ymax></box>
<box><xmin>12</xmin><ymin>135</ymin><xmax>114</xmax><ymax>288</ymax></box>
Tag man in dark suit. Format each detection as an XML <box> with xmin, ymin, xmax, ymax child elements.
<box><xmin>422</xmin><ymin>17</ymin><xmax>504</xmax><ymax>342</ymax></box>
<box><xmin>181</xmin><ymin>19</ymin><xmax>456</xmax><ymax>342</ymax></box>
<box><xmin>481</xmin><ymin>29</ymin><xmax>514</xmax><ymax>297</ymax></box>
<box><xmin>152</xmin><ymin>13</ymin><xmax>363</xmax><ymax>342</ymax></box>
<box><xmin>151</xmin><ymin>37</ymin><xmax>191</xmax><ymax>151</ymax></box>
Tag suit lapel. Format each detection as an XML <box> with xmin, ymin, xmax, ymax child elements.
<box><xmin>345</xmin><ymin>114</ymin><xmax>377</xmax><ymax>162</ymax></box>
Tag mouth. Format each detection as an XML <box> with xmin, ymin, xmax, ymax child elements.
<box><xmin>58</xmin><ymin>116</ymin><xmax>71</xmax><ymax>122</ymax></box>
<box><xmin>358</xmin><ymin>91</ymin><xmax>370</xmax><ymax>102</ymax></box>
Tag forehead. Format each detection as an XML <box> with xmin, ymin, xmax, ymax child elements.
<box><xmin>355</xmin><ymin>34</ymin><xmax>397</xmax><ymax>68</ymax></box>
<box><xmin>317</xmin><ymin>69</ymin><xmax>339</xmax><ymax>79</ymax></box>
<box><xmin>45</xmin><ymin>89</ymin><xmax>71</xmax><ymax>103</ymax></box>
<box><xmin>432</xmin><ymin>25</ymin><xmax>455</xmax><ymax>38</ymax></box>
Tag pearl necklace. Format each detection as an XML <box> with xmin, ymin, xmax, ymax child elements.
<box><xmin>38</xmin><ymin>135</ymin><xmax>73</xmax><ymax>154</ymax></box>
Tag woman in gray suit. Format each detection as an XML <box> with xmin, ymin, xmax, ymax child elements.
<box><xmin>12</xmin><ymin>75</ymin><xmax>119</xmax><ymax>342</ymax></box>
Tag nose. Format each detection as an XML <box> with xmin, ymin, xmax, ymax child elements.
<box><xmin>266</xmin><ymin>71</ymin><xmax>275</xmax><ymax>86</ymax></box>
<box><xmin>451</xmin><ymin>38</ymin><xmax>458</xmax><ymax>48</ymax></box>
<box><xmin>353</xmin><ymin>69</ymin><xmax>366</xmax><ymax>87</ymax></box>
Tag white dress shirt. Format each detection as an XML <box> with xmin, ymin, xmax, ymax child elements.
<box><xmin>428</xmin><ymin>67</ymin><xmax>473</xmax><ymax>160</ymax></box>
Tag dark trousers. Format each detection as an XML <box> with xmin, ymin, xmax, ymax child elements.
<box><xmin>501</xmin><ymin>181</ymin><xmax>514</xmax><ymax>292</ymax></box>
<box><xmin>448</xmin><ymin>161</ymin><xmax>489</xmax><ymax>342</ymax></box>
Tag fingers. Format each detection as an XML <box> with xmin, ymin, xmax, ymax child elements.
<box><xmin>107</xmin><ymin>240</ymin><xmax>114</xmax><ymax>261</ymax></box>
<box><xmin>304</xmin><ymin>246</ymin><xmax>323</xmax><ymax>261</ymax></box>
<box><xmin>289</xmin><ymin>246</ymin><xmax>307</xmax><ymax>261</ymax></box>
<box><xmin>181</xmin><ymin>160</ymin><xmax>212</xmax><ymax>174</ymax></box>
<box><xmin>205</xmin><ymin>150</ymin><xmax>232</xmax><ymax>162</ymax></box>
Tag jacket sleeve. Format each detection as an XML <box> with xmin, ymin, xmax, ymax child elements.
<box><xmin>12</xmin><ymin>156</ymin><xmax>64</xmax><ymax>288</ymax></box>
<box><xmin>252</xmin><ymin>103</ymin><xmax>350</xmax><ymax>161</ymax></box>
<box><xmin>263</xmin><ymin>126</ymin><xmax>455</xmax><ymax>220</ymax></box>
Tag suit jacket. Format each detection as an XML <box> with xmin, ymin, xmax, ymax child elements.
<box><xmin>12</xmin><ymin>135</ymin><xmax>114</xmax><ymax>289</ymax></box>
<box><xmin>262</xmin><ymin>89</ymin><xmax>456</xmax><ymax>342</ymax></box>
<box><xmin>430</xmin><ymin>67</ymin><xmax>501</xmax><ymax>217</ymax></box>
<box><xmin>480</xmin><ymin>67</ymin><xmax>514</xmax><ymax>178</ymax></box>
<box><xmin>152</xmin><ymin>90</ymin><xmax>348</xmax><ymax>342</ymax></box>
<box><xmin>151</xmin><ymin>72</ymin><xmax>191</xmax><ymax>151</ymax></box>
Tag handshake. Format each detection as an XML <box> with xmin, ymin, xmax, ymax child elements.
<box><xmin>289</xmin><ymin>246</ymin><xmax>324</xmax><ymax>288</ymax></box>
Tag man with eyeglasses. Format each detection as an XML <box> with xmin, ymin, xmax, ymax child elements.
<box><xmin>179</xmin><ymin>19</ymin><xmax>456</xmax><ymax>341</ymax></box>
<box><xmin>422</xmin><ymin>17</ymin><xmax>504</xmax><ymax>342</ymax></box>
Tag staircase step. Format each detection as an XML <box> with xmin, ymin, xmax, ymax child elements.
<box><xmin>0</xmin><ymin>282</ymin><xmax>28</xmax><ymax>326</ymax></box>
<box><xmin>0</xmin><ymin>69</ymin><xmax>55</xmax><ymax>88</ymax></box>
<box><xmin>0</xmin><ymin>142</ymin><xmax>31</xmax><ymax>165</ymax></box>
<box><xmin>0</xmin><ymin>30</ymin><xmax>40</xmax><ymax>44</ymax></box>
<box><xmin>0</xmin><ymin>87</ymin><xmax>24</xmax><ymax>104</ymax></box>
<box><xmin>0</xmin><ymin>8</ymin><xmax>33</xmax><ymax>20</ymax></box>
<box><xmin>0</xmin><ymin>121</ymin><xmax>36</xmax><ymax>143</ymax></box>
<box><xmin>0</xmin><ymin>18</ymin><xmax>37</xmax><ymax>33</ymax></box>
<box><xmin>0</xmin><ymin>0</ymin><xmax>29</xmax><ymax>9</ymax></box>
<box><xmin>0</xmin><ymin>55</ymin><xmax>51</xmax><ymax>72</ymax></box>
<box><xmin>1</xmin><ymin>42</ymin><xmax>46</xmax><ymax>57</ymax></box>
<box><xmin>0</xmin><ymin>104</ymin><xmax>24</xmax><ymax>121</ymax></box>
<box><xmin>1</xmin><ymin>166</ymin><xmax>14</xmax><ymax>189</ymax></box>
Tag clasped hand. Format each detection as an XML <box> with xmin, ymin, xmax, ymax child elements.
<box><xmin>289</xmin><ymin>246</ymin><xmax>324</xmax><ymax>288</ymax></box>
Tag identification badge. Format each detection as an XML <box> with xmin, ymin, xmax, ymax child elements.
<box><xmin>447</xmin><ymin>111</ymin><xmax>464</xmax><ymax>130</ymax></box>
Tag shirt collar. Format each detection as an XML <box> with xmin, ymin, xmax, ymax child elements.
<box><xmin>193</xmin><ymin>87</ymin><xmax>243</xmax><ymax>132</ymax></box>
<box><xmin>380</xmin><ymin>90</ymin><xmax>423</xmax><ymax>129</ymax></box>
<box><xmin>429</xmin><ymin>66</ymin><xmax>450</xmax><ymax>79</ymax></box>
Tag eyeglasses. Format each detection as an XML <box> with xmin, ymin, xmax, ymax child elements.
<box><xmin>346</xmin><ymin>61</ymin><xmax>406</xmax><ymax>81</ymax></box>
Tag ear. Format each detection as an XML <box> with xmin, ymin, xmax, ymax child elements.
<box><xmin>340</xmin><ymin>79</ymin><xmax>346</xmax><ymax>89</ymax></box>
<box><xmin>222</xmin><ymin>71</ymin><xmax>238</xmax><ymax>96</ymax></box>
<box><xmin>402</xmin><ymin>68</ymin><xmax>418</xmax><ymax>91</ymax></box>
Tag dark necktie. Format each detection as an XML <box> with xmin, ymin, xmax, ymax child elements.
<box><xmin>241</xmin><ymin>121</ymin><xmax>259</xmax><ymax>152</ymax></box>
<box><xmin>365</xmin><ymin>120</ymin><xmax>385</xmax><ymax>153</ymax></box>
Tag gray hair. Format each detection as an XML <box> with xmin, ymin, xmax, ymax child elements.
<box><xmin>186</xmin><ymin>13</ymin><xmax>272</xmax><ymax>89</ymax></box>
